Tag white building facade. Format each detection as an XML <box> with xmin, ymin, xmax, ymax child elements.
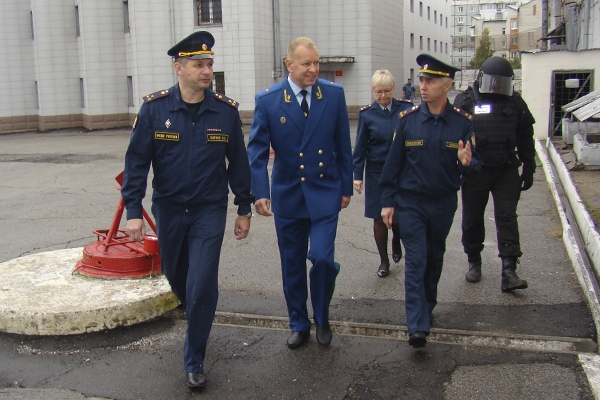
<box><xmin>0</xmin><ymin>0</ymin><xmax>452</xmax><ymax>134</ymax></box>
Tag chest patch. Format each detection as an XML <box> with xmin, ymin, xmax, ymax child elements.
<box><xmin>405</xmin><ymin>140</ymin><xmax>424</xmax><ymax>147</ymax></box>
<box><xmin>474</xmin><ymin>104</ymin><xmax>491</xmax><ymax>114</ymax></box>
<box><xmin>207</xmin><ymin>134</ymin><xmax>229</xmax><ymax>143</ymax></box>
<box><xmin>155</xmin><ymin>131</ymin><xmax>180</xmax><ymax>141</ymax></box>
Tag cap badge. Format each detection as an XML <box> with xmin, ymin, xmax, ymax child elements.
<box><xmin>280</xmin><ymin>117</ymin><xmax>286</xmax><ymax>124</ymax></box>
<box><xmin>424</xmin><ymin>64</ymin><xmax>428</xmax><ymax>69</ymax></box>
<box><xmin>202</xmin><ymin>44</ymin><xmax>207</xmax><ymax>51</ymax></box>
<box><xmin>165</xmin><ymin>119</ymin><xmax>171</xmax><ymax>128</ymax></box>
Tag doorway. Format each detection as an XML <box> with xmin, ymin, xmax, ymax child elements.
<box><xmin>549</xmin><ymin>70</ymin><xmax>594</xmax><ymax>137</ymax></box>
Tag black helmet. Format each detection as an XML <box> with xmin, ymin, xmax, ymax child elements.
<box><xmin>477</xmin><ymin>57</ymin><xmax>514</xmax><ymax>96</ymax></box>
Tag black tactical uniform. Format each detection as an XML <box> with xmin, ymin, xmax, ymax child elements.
<box><xmin>453</xmin><ymin>57</ymin><xmax>535</xmax><ymax>292</ymax></box>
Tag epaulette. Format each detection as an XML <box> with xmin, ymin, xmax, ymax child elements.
<box><xmin>399</xmin><ymin>105</ymin><xmax>420</xmax><ymax>119</ymax></box>
<box><xmin>359</xmin><ymin>104</ymin><xmax>372</xmax><ymax>112</ymax></box>
<box><xmin>214</xmin><ymin>92</ymin><xmax>239</xmax><ymax>109</ymax></box>
<box><xmin>452</xmin><ymin>106</ymin><xmax>473</xmax><ymax>121</ymax></box>
<box><xmin>143</xmin><ymin>89</ymin><xmax>171</xmax><ymax>104</ymax></box>
<box><xmin>397</xmin><ymin>98</ymin><xmax>413</xmax><ymax>104</ymax></box>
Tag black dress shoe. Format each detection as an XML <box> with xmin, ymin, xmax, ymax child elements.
<box><xmin>316</xmin><ymin>324</ymin><xmax>332</xmax><ymax>346</ymax></box>
<box><xmin>186</xmin><ymin>372</ymin><xmax>207</xmax><ymax>389</ymax></box>
<box><xmin>377</xmin><ymin>263</ymin><xmax>390</xmax><ymax>278</ymax></box>
<box><xmin>408</xmin><ymin>331</ymin><xmax>427</xmax><ymax>348</ymax></box>
<box><xmin>287</xmin><ymin>331</ymin><xmax>309</xmax><ymax>349</ymax></box>
<box><xmin>392</xmin><ymin>240</ymin><xmax>402</xmax><ymax>263</ymax></box>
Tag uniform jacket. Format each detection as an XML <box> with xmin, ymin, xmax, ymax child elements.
<box><xmin>122</xmin><ymin>84</ymin><xmax>254</xmax><ymax>220</ymax></box>
<box><xmin>353</xmin><ymin>98</ymin><xmax>413</xmax><ymax>180</ymax></box>
<box><xmin>380</xmin><ymin>101</ymin><xmax>481</xmax><ymax>206</ymax></box>
<box><xmin>247</xmin><ymin>77</ymin><xmax>353</xmax><ymax>219</ymax></box>
<box><xmin>453</xmin><ymin>85</ymin><xmax>536</xmax><ymax>173</ymax></box>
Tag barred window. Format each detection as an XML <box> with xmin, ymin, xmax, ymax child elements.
<box><xmin>196</xmin><ymin>0</ymin><xmax>222</xmax><ymax>25</ymax></box>
<box><xmin>212</xmin><ymin>72</ymin><xmax>225</xmax><ymax>94</ymax></box>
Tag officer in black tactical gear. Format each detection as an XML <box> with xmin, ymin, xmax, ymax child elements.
<box><xmin>453</xmin><ymin>56</ymin><xmax>536</xmax><ymax>292</ymax></box>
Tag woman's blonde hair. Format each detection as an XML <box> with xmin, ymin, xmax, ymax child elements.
<box><xmin>371</xmin><ymin>69</ymin><xmax>396</xmax><ymax>90</ymax></box>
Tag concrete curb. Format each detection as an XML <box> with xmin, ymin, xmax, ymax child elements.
<box><xmin>214</xmin><ymin>312</ymin><xmax>596</xmax><ymax>355</ymax></box>
<box><xmin>0</xmin><ymin>248</ymin><xmax>179</xmax><ymax>335</ymax></box>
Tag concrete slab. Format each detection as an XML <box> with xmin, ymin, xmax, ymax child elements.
<box><xmin>0</xmin><ymin>248</ymin><xmax>178</xmax><ymax>335</ymax></box>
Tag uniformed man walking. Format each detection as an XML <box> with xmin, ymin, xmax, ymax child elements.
<box><xmin>380</xmin><ymin>54</ymin><xmax>481</xmax><ymax>348</ymax></box>
<box><xmin>121</xmin><ymin>31</ymin><xmax>254</xmax><ymax>389</ymax></box>
<box><xmin>453</xmin><ymin>56</ymin><xmax>535</xmax><ymax>292</ymax></box>
<box><xmin>247</xmin><ymin>37</ymin><xmax>353</xmax><ymax>349</ymax></box>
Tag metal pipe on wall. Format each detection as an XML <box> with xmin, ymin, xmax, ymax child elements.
<box><xmin>272</xmin><ymin>0</ymin><xmax>282</xmax><ymax>79</ymax></box>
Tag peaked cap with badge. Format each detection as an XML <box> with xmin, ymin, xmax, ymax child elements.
<box><xmin>416</xmin><ymin>54</ymin><xmax>460</xmax><ymax>80</ymax></box>
<box><xmin>167</xmin><ymin>31</ymin><xmax>215</xmax><ymax>60</ymax></box>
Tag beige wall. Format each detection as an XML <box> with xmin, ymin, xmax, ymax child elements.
<box><xmin>521</xmin><ymin>50</ymin><xmax>600</xmax><ymax>139</ymax></box>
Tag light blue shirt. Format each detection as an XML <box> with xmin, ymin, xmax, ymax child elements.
<box><xmin>287</xmin><ymin>76</ymin><xmax>312</xmax><ymax>109</ymax></box>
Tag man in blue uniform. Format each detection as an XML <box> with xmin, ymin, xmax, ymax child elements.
<box><xmin>380</xmin><ymin>54</ymin><xmax>481</xmax><ymax>348</ymax></box>
<box><xmin>121</xmin><ymin>31</ymin><xmax>254</xmax><ymax>389</ymax></box>
<box><xmin>247</xmin><ymin>37</ymin><xmax>353</xmax><ymax>349</ymax></box>
<box><xmin>402</xmin><ymin>78</ymin><xmax>416</xmax><ymax>101</ymax></box>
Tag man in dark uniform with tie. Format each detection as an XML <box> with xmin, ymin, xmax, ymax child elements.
<box><xmin>121</xmin><ymin>31</ymin><xmax>254</xmax><ymax>389</ymax></box>
<box><xmin>247</xmin><ymin>37</ymin><xmax>353</xmax><ymax>349</ymax></box>
<box><xmin>380</xmin><ymin>54</ymin><xmax>481</xmax><ymax>348</ymax></box>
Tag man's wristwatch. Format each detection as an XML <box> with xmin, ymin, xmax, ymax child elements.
<box><xmin>240</xmin><ymin>211</ymin><xmax>253</xmax><ymax>218</ymax></box>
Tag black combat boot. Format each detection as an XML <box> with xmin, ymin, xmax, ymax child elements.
<box><xmin>465</xmin><ymin>262</ymin><xmax>482</xmax><ymax>283</ymax></box>
<box><xmin>465</xmin><ymin>254</ymin><xmax>482</xmax><ymax>283</ymax></box>
<box><xmin>501</xmin><ymin>257</ymin><xmax>528</xmax><ymax>292</ymax></box>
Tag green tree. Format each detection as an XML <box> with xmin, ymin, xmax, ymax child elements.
<box><xmin>468</xmin><ymin>28</ymin><xmax>494</xmax><ymax>69</ymax></box>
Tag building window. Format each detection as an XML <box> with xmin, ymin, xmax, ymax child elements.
<box><xmin>427</xmin><ymin>6</ymin><xmax>431</xmax><ymax>20</ymax></box>
<box><xmin>532</xmin><ymin>5</ymin><xmax>536</xmax><ymax>15</ymax></box>
<box><xmin>511</xmin><ymin>19</ymin><xmax>518</xmax><ymax>29</ymax></box>
<box><xmin>434</xmin><ymin>40</ymin><xmax>437</xmax><ymax>52</ymax></box>
<box><xmin>127</xmin><ymin>76</ymin><xmax>134</xmax><ymax>107</ymax></box>
<box><xmin>427</xmin><ymin>38</ymin><xmax>431</xmax><ymax>51</ymax></box>
<box><xmin>30</xmin><ymin>11</ymin><xmax>34</xmax><ymax>39</ymax></box>
<box><xmin>458</xmin><ymin>26</ymin><xmax>463</xmax><ymax>33</ymax></box>
<box><xmin>446</xmin><ymin>43</ymin><xmax>448</xmax><ymax>53</ymax></box>
<box><xmin>410</xmin><ymin>0</ymin><xmax>414</xmax><ymax>13</ymax></box>
<box><xmin>471</xmin><ymin>5</ymin><xmax>476</xmax><ymax>12</ymax></box>
<box><xmin>434</xmin><ymin>10</ymin><xmax>437</xmax><ymax>23</ymax></box>
<box><xmin>457</xmin><ymin>37</ymin><xmax>463</xmax><ymax>43</ymax></box>
<box><xmin>458</xmin><ymin>57</ymin><xmax>463</xmax><ymax>64</ymax></box>
<box><xmin>511</xmin><ymin>36</ymin><xmax>518</xmax><ymax>44</ymax></box>
<box><xmin>502</xmin><ymin>28</ymin><xmax>506</xmax><ymax>35</ymax></box>
<box><xmin>410</xmin><ymin>68</ymin><xmax>414</xmax><ymax>81</ymax></box>
<box><xmin>212</xmin><ymin>72</ymin><xmax>225</xmax><ymax>94</ymax></box>
<box><xmin>410</xmin><ymin>33</ymin><xmax>415</xmax><ymax>49</ymax></box>
<box><xmin>502</xmin><ymin>40</ymin><xmax>507</xmax><ymax>48</ymax></box>
<box><xmin>419</xmin><ymin>36</ymin><xmax>423</xmax><ymax>50</ymax></box>
<box><xmin>419</xmin><ymin>2</ymin><xmax>423</xmax><ymax>17</ymax></box>
<box><xmin>446</xmin><ymin>17</ymin><xmax>448</xmax><ymax>28</ymax></box>
<box><xmin>75</xmin><ymin>6</ymin><xmax>80</xmax><ymax>37</ymax></box>
<box><xmin>457</xmin><ymin>6</ymin><xmax>463</xmax><ymax>13</ymax></box>
<box><xmin>123</xmin><ymin>1</ymin><xmax>130</xmax><ymax>33</ymax></box>
<box><xmin>458</xmin><ymin>47</ymin><xmax>463</xmax><ymax>53</ymax></box>
<box><xmin>440</xmin><ymin>13</ymin><xmax>443</xmax><ymax>26</ymax></box>
<box><xmin>80</xmin><ymin>78</ymin><xmax>85</xmax><ymax>108</ymax></box>
<box><xmin>196</xmin><ymin>0</ymin><xmax>222</xmax><ymax>25</ymax></box>
<box><xmin>35</xmin><ymin>81</ymin><xmax>39</xmax><ymax>109</ymax></box>
<box><xmin>510</xmin><ymin>51</ymin><xmax>518</xmax><ymax>59</ymax></box>
<box><xmin>457</xmin><ymin>16</ymin><xmax>464</xmax><ymax>24</ymax></box>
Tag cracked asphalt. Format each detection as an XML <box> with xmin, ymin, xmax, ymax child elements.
<box><xmin>0</xmin><ymin>119</ymin><xmax>596</xmax><ymax>399</ymax></box>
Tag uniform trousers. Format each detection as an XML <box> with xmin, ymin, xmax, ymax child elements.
<box><xmin>461</xmin><ymin>166</ymin><xmax>522</xmax><ymax>261</ymax></box>
<box><xmin>152</xmin><ymin>201</ymin><xmax>227</xmax><ymax>374</ymax></box>
<box><xmin>274</xmin><ymin>213</ymin><xmax>340</xmax><ymax>332</ymax></box>
<box><xmin>396</xmin><ymin>192</ymin><xmax>457</xmax><ymax>335</ymax></box>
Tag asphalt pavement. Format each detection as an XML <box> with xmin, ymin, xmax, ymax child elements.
<box><xmin>0</xmin><ymin>116</ymin><xmax>597</xmax><ymax>399</ymax></box>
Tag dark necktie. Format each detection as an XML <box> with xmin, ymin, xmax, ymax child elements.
<box><xmin>383</xmin><ymin>107</ymin><xmax>390</xmax><ymax>116</ymax></box>
<box><xmin>300</xmin><ymin>89</ymin><xmax>309</xmax><ymax>117</ymax></box>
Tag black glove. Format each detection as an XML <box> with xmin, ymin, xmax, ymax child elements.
<box><xmin>520</xmin><ymin>169</ymin><xmax>534</xmax><ymax>191</ymax></box>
